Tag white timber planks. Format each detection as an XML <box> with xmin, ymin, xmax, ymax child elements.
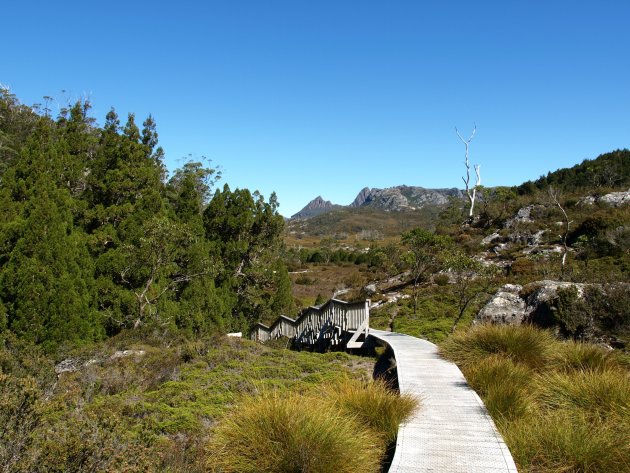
<box><xmin>369</xmin><ymin>329</ymin><xmax>518</xmax><ymax>473</ymax></box>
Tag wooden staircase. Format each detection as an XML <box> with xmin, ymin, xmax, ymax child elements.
<box><xmin>250</xmin><ymin>298</ymin><xmax>370</xmax><ymax>350</ymax></box>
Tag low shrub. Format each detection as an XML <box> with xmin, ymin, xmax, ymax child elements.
<box><xmin>208</xmin><ymin>391</ymin><xmax>382</xmax><ymax>473</ymax></box>
<box><xmin>295</xmin><ymin>275</ymin><xmax>316</xmax><ymax>285</ymax></box>
<box><xmin>433</xmin><ymin>274</ymin><xmax>450</xmax><ymax>286</ymax></box>
<box><xmin>440</xmin><ymin>324</ymin><xmax>555</xmax><ymax>370</ymax></box>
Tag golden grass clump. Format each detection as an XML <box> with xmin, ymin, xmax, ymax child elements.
<box><xmin>537</xmin><ymin>369</ymin><xmax>630</xmax><ymax>421</ymax></box>
<box><xmin>551</xmin><ymin>340</ymin><xmax>622</xmax><ymax>373</ymax></box>
<box><xmin>322</xmin><ymin>378</ymin><xmax>419</xmax><ymax>443</ymax></box>
<box><xmin>462</xmin><ymin>355</ymin><xmax>534</xmax><ymax>421</ymax></box>
<box><xmin>440</xmin><ymin>324</ymin><xmax>555</xmax><ymax>370</ymax></box>
<box><xmin>504</xmin><ymin>410</ymin><xmax>630</xmax><ymax>473</ymax></box>
<box><xmin>208</xmin><ymin>391</ymin><xmax>383</xmax><ymax>473</ymax></box>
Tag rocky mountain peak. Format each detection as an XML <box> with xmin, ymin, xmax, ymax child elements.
<box><xmin>291</xmin><ymin>196</ymin><xmax>339</xmax><ymax>219</ymax></box>
<box><xmin>350</xmin><ymin>187</ymin><xmax>373</xmax><ymax>207</ymax></box>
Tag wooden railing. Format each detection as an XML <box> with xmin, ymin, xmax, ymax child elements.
<box><xmin>250</xmin><ymin>298</ymin><xmax>370</xmax><ymax>350</ymax></box>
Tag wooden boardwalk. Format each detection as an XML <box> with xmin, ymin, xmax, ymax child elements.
<box><xmin>370</xmin><ymin>329</ymin><xmax>518</xmax><ymax>473</ymax></box>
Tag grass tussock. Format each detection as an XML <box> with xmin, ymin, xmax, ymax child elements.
<box><xmin>504</xmin><ymin>410</ymin><xmax>630</xmax><ymax>473</ymax></box>
<box><xmin>551</xmin><ymin>340</ymin><xmax>623</xmax><ymax>372</ymax></box>
<box><xmin>440</xmin><ymin>324</ymin><xmax>555</xmax><ymax>369</ymax></box>
<box><xmin>321</xmin><ymin>378</ymin><xmax>419</xmax><ymax>443</ymax></box>
<box><xmin>440</xmin><ymin>324</ymin><xmax>630</xmax><ymax>472</ymax></box>
<box><xmin>208</xmin><ymin>391</ymin><xmax>383</xmax><ymax>473</ymax></box>
<box><xmin>462</xmin><ymin>355</ymin><xmax>534</xmax><ymax>421</ymax></box>
<box><xmin>537</xmin><ymin>369</ymin><xmax>630</xmax><ymax>421</ymax></box>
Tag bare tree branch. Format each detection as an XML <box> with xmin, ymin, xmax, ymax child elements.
<box><xmin>456</xmin><ymin>124</ymin><xmax>480</xmax><ymax>219</ymax></box>
<box><xmin>548</xmin><ymin>186</ymin><xmax>572</xmax><ymax>279</ymax></box>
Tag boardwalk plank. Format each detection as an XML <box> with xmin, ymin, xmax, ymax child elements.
<box><xmin>369</xmin><ymin>329</ymin><xmax>518</xmax><ymax>473</ymax></box>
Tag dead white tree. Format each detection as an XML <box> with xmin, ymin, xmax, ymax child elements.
<box><xmin>548</xmin><ymin>186</ymin><xmax>572</xmax><ymax>279</ymax></box>
<box><xmin>456</xmin><ymin>125</ymin><xmax>481</xmax><ymax>219</ymax></box>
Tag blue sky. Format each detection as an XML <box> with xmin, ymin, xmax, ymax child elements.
<box><xmin>3</xmin><ymin>1</ymin><xmax>629</xmax><ymax>216</ymax></box>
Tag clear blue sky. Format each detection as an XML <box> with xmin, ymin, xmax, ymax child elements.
<box><xmin>3</xmin><ymin>1</ymin><xmax>629</xmax><ymax>217</ymax></box>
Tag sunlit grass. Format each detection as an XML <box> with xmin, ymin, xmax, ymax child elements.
<box><xmin>440</xmin><ymin>324</ymin><xmax>555</xmax><ymax>370</ymax></box>
<box><xmin>440</xmin><ymin>324</ymin><xmax>630</xmax><ymax>472</ymax></box>
<box><xmin>504</xmin><ymin>410</ymin><xmax>630</xmax><ymax>473</ymax></box>
<box><xmin>550</xmin><ymin>340</ymin><xmax>623</xmax><ymax>373</ymax></box>
<box><xmin>321</xmin><ymin>377</ymin><xmax>419</xmax><ymax>443</ymax></box>
<box><xmin>208</xmin><ymin>391</ymin><xmax>383</xmax><ymax>473</ymax></box>
<box><xmin>462</xmin><ymin>355</ymin><xmax>534</xmax><ymax>421</ymax></box>
<box><xmin>537</xmin><ymin>369</ymin><xmax>630</xmax><ymax>422</ymax></box>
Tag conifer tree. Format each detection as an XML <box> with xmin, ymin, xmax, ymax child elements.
<box><xmin>0</xmin><ymin>117</ymin><xmax>100</xmax><ymax>349</ymax></box>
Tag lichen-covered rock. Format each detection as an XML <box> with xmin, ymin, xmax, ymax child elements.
<box><xmin>481</xmin><ymin>232</ymin><xmax>501</xmax><ymax>246</ymax></box>
<box><xmin>475</xmin><ymin>284</ymin><xmax>528</xmax><ymax>325</ymax></box>
<box><xmin>579</xmin><ymin>189</ymin><xmax>630</xmax><ymax>207</ymax></box>
<box><xmin>110</xmin><ymin>349</ymin><xmax>146</xmax><ymax>360</ymax></box>
<box><xmin>504</xmin><ymin>205</ymin><xmax>545</xmax><ymax>228</ymax></box>
<box><xmin>599</xmin><ymin>189</ymin><xmax>630</xmax><ymax>207</ymax></box>
<box><xmin>522</xmin><ymin>280</ymin><xmax>586</xmax><ymax>305</ymax></box>
<box><xmin>475</xmin><ymin>281</ymin><xmax>586</xmax><ymax>327</ymax></box>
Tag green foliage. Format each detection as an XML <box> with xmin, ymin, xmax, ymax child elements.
<box><xmin>0</xmin><ymin>332</ymin><xmax>372</xmax><ymax>472</ymax></box>
<box><xmin>204</xmin><ymin>185</ymin><xmax>289</xmax><ymax>328</ymax></box>
<box><xmin>518</xmin><ymin>149</ymin><xmax>630</xmax><ymax>194</ymax></box>
<box><xmin>401</xmin><ymin>228</ymin><xmax>452</xmax><ymax>313</ymax></box>
<box><xmin>0</xmin><ymin>92</ymin><xmax>292</xmax><ymax>348</ymax></box>
<box><xmin>545</xmin><ymin>284</ymin><xmax>630</xmax><ymax>341</ymax></box>
<box><xmin>370</xmin><ymin>283</ymin><xmax>493</xmax><ymax>344</ymax></box>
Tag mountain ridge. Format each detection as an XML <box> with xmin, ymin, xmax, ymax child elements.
<box><xmin>291</xmin><ymin>185</ymin><xmax>463</xmax><ymax>220</ymax></box>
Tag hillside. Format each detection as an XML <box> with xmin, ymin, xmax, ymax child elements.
<box><xmin>287</xmin><ymin>149</ymin><xmax>630</xmax><ymax>348</ymax></box>
<box><xmin>286</xmin><ymin>203</ymin><xmax>445</xmax><ymax>246</ymax></box>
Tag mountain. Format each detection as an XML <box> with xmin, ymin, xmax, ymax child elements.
<box><xmin>349</xmin><ymin>185</ymin><xmax>463</xmax><ymax>211</ymax></box>
<box><xmin>291</xmin><ymin>196</ymin><xmax>342</xmax><ymax>219</ymax></box>
<box><xmin>292</xmin><ymin>185</ymin><xmax>463</xmax><ymax>220</ymax></box>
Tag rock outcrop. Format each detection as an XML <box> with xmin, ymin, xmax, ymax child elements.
<box><xmin>475</xmin><ymin>280</ymin><xmax>586</xmax><ymax>327</ymax></box>
<box><xmin>503</xmin><ymin>205</ymin><xmax>546</xmax><ymax>228</ymax></box>
<box><xmin>350</xmin><ymin>187</ymin><xmax>372</xmax><ymax>207</ymax></box>
<box><xmin>350</xmin><ymin>185</ymin><xmax>462</xmax><ymax>211</ymax></box>
<box><xmin>580</xmin><ymin>189</ymin><xmax>630</xmax><ymax>207</ymax></box>
<box><xmin>476</xmin><ymin>284</ymin><xmax>528</xmax><ymax>325</ymax></box>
